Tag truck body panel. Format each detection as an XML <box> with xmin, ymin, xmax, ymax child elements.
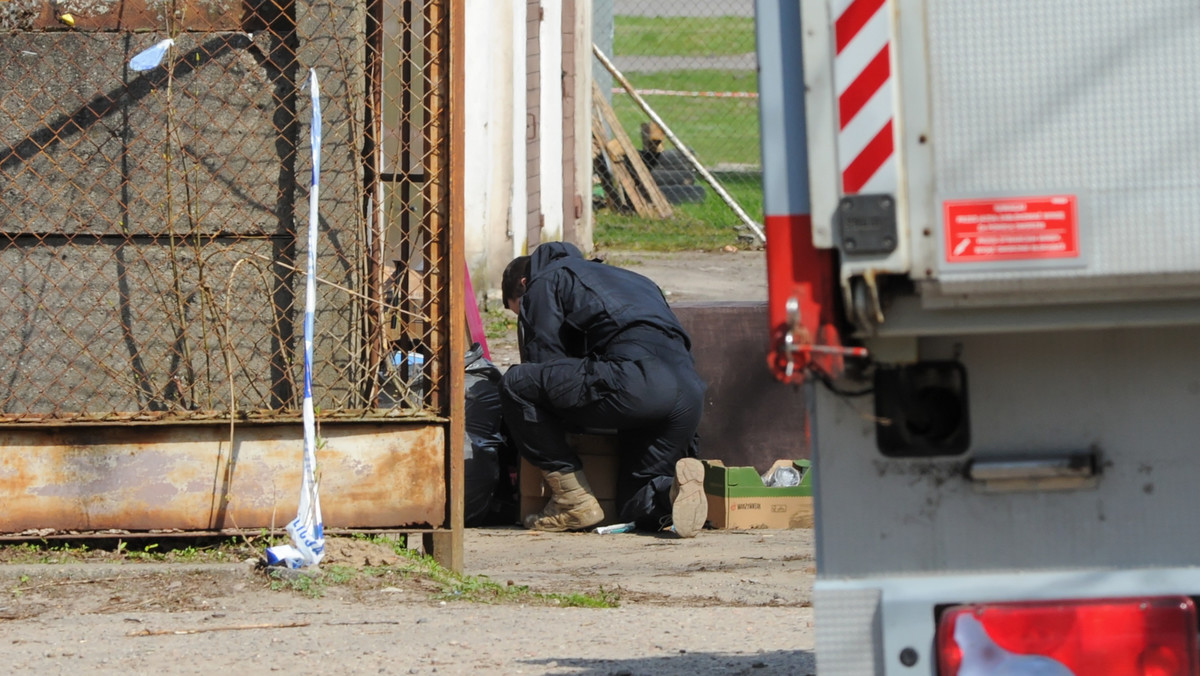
<box><xmin>801</xmin><ymin>0</ymin><xmax>1200</xmax><ymax>312</ymax></box>
<box><xmin>758</xmin><ymin>0</ymin><xmax>1200</xmax><ymax>672</ymax></box>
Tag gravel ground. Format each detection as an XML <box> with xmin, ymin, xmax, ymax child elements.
<box><xmin>0</xmin><ymin>250</ymin><xmax>811</xmax><ymax>675</ymax></box>
<box><xmin>0</xmin><ymin>527</ymin><xmax>815</xmax><ymax>675</ymax></box>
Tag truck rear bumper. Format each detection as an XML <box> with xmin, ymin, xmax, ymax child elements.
<box><xmin>816</xmin><ymin>567</ymin><xmax>1200</xmax><ymax>675</ymax></box>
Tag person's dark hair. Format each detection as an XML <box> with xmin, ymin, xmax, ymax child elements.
<box><xmin>501</xmin><ymin>255</ymin><xmax>531</xmax><ymax>306</ymax></box>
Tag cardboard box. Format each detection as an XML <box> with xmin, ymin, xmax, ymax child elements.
<box><xmin>704</xmin><ymin>459</ymin><xmax>814</xmax><ymax>529</ymax></box>
<box><xmin>519</xmin><ymin>433</ymin><xmax>621</xmax><ymax>527</ymax></box>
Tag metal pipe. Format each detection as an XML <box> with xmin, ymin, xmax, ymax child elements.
<box><xmin>592</xmin><ymin>43</ymin><xmax>766</xmax><ymax>244</ymax></box>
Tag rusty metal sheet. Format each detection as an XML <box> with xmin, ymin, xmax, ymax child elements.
<box><xmin>0</xmin><ymin>422</ymin><xmax>446</xmax><ymax>532</ymax></box>
<box><xmin>20</xmin><ymin>0</ymin><xmax>243</xmax><ymax>31</ymax></box>
<box><xmin>119</xmin><ymin>0</ymin><xmax>244</xmax><ymax>31</ymax></box>
<box><xmin>14</xmin><ymin>0</ymin><xmax>117</xmax><ymax>31</ymax></box>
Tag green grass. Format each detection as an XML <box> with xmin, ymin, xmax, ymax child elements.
<box><xmin>483</xmin><ymin>306</ymin><xmax>516</xmax><ymax>340</ymax></box>
<box><xmin>264</xmin><ymin>536</ymin><xmax>621</xmax><ymax>607</ymax></box>
<box><xmin>0</xmin><ymin>538</ymin><xmax>248</xmax><ymax>564</ymax></box>
<box><xmin>614</xmin><ymin>69</ymin><xmax>759</xmax><ymax>97</ymax></box>
<box><xmin>394</xmin><ymin>544</ymin><xmax>619</xmax><ymax>607</ymax></box>
<box><xmin>600</xmin><ymin>14</ymin><xmax>764</xmax><ymax>251</ymax></box>
<box><xmin>614</xmin><ymin>16</ymin><xmax>755</xmax><ymax>56</ymax></box>
<box><xmin>269</xmin><ymin>565</ymin><xmax>356</xmax><ymax>598</ymax></box>
<box><xmin>611</xmin><ymin>69</ymin><xmax>761</xmax><ymax>168</ymax></box>
<box><xmin>595</xmin><ymin>172</ymin><xmax>763</xmax><ymax>252</ymax></box>
<box><xmin>600</xmin><ymin>67</ymin><xmax>763</xmax><ymax>251</ymax></box>
<box><xmin>0</xmin><ymin>535</ymin><xmax>618</xmax><ymax>607</ymax></box>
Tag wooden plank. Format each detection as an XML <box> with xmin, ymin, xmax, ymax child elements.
<box><xmin>592</xmin><ymin>108</ymin><xmax>652</xmax><ymax>217</ymax></box>
<box><xmin>591</xmin><ymin>129</ymin><xmax>625</xmax><ymax>213</ymax></box>
<box><xmin>592</xmin><ymin>83</ymin><xmax>673</xmax><ymax>219</ymax></box>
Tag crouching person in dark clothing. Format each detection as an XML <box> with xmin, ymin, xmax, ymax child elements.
<box><xmin>499</xmin><ymin>242</ymin><xmax>708</xmax><ymax>537</ymax></box>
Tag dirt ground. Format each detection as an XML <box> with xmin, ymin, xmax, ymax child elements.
<box><xmin>0</xmin><ymin>249</ymin><xmax>817</xmax><ymax>675</ymax></box>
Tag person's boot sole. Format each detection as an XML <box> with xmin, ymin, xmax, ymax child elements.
<box><xmin>671</xmin><ymin>457</ymin><xmax>706</xmax><ymax>538</ymax></box>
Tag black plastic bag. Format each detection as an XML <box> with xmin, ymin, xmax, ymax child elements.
<box><xmin>463</xmin><ymin>343</ymin><xmax>515</xmax><ymax>526</ymax></box>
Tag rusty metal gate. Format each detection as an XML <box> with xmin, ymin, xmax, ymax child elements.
<box><xmin>0</xmin><ymin>1</ymin><xmax>464</xmax><ymax>565</ymax></box>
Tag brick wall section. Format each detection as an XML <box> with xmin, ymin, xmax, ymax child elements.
<box><xmin>561</xmin><ymin>0</ymin><xmax>578</xmax><ymax>245</ymax></box>
<box><xmin>525</xmin><ymin>0</ymin><xmax>541</xmax><ymax>248</ymax></box>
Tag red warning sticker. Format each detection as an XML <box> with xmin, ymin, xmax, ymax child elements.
<box><xmin>943</xmin><ymin>195</ymin><xmax>1079</xmax><ymax>263</ymax></box>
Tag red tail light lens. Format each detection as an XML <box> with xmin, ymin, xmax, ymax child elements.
<box><xmin>937</xmin><ymin>596</ymin><xmax>1199</xmax><ymax>676</ymax></box>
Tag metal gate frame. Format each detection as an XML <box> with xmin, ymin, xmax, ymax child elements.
<box><xmin>0</xmin><ymin>0</ymin><xmax>467</xmax><ymax>570</ymax></box>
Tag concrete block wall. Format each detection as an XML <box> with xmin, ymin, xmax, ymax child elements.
<box><xmin>0</xmin><ymin>3</ymin><xmax>376</xmax><ymax>414</ymax></box>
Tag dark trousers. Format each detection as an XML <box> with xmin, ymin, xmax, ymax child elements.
<box><xmin>500</xmin><ymin>338</ymin><xmax>705</xmax><ymax>528</ymax></box>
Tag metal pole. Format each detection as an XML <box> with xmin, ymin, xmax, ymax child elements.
<box><xmin>592</xmin><ymin>43</ymin><xmax>766</xmax><ymax>244</ymax></box>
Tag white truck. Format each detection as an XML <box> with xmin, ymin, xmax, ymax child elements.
<box><xmin>755</xmin><ymin>0</ymin><xmax>1200</xmax><ymax>673</ymax></box>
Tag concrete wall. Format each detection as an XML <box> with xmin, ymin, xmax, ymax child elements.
<box><xmin>464</xmin><ymin>0</ymin><xmax>520</xmax><ymax>300</ymax></box>
<box><xmin>539</xmin><ymin>1</ymin><xmax>563</xmax><ymax>244</ymax></box>
<box><xmin>570</xmin><ymin>2</ymin><xmax>595</xmax><ymax>249</ymax></box>
<box><xmin>0</xmin><ymin>3</ymin><xmax>377</xmax><ymax>413</ymax></box>
<box><xmin>463</xmin><ymin>0</ymin><xmax>507</xmax><ymax>300</ymax></box>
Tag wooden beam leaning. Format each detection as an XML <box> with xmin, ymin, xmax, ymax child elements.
<box><xmin>591</xmin><ymin>82</ymin><xmax>673</xmax><ymax>219</ymax></box>
<box><xmin>592</xmin><ymin>98</ymin><xmax>652</xmax><ymax>217</ymax></box>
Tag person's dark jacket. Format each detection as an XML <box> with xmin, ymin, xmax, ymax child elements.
<box><xmin>518</xmin><ymin>242</ymin><xmax>692</xmax><ymax>363</ymax></box>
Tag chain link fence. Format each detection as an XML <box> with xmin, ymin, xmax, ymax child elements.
<box><xmin>596</xmin><ymin>0</ymin><xmax>761</xmax><ymax>238</ymax></box>
<box><xmin>0</xmin><ymin>0</ymin><xmax>453</xmax><ymax>423</ymax></box>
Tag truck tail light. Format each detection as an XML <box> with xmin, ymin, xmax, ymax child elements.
<box><xmin>937</xmin><ymin>597</ymin><xmax>1199</xmax><ymax>676</ymax></box>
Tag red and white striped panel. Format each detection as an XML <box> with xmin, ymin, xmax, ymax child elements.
<box><xmin>834</xmin><ymin>0</ymin><xmax>897</xmax><ymax>195</ymax></box>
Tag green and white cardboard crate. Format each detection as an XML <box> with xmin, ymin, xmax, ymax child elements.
<box><xmin>703</xmin><ymin>459</ymin><xmax>813</xmax><ymax>529</ymax></box>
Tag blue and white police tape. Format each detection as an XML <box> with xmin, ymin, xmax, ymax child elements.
<box><xmin>271</xmin><ymin>68</ymin><xmax>325</xmax><ymax>569</ymax></box>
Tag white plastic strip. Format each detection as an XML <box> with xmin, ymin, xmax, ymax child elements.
<box><xmin>612</xmin><ymin>88</ymin><xmax>759</xmax><ymax>99</ymax></box>
<box><xmin>129</xmin><ymin>38</ymin><xmax>175</xmax><ymax>72</ymax></box>
<box><xmin>268</xmin><ymin>69</ymin><xmax>326</xmax><ymax>569</ymax></box>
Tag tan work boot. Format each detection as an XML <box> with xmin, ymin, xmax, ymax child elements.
<box><xmin>524</xmin><ymin>469</ymin><xmax>605</xmax><ymax>532</ymax></box>
<box><xmin>670</xmin><ymin>457</ymin><xmax>706</xmax><ymax>538</ymax></box>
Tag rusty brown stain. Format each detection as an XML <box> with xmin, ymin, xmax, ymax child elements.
<box><xmin>120</xmin><ymin>0</ymin><xmax>244</xmax><ymax>31</ymax></box>
<box><xmin>30</xmin><ymin>0</ymin><xmax>243</xmax><ymax>31</ymax></box>
<box><xmin>0</xmin><ymin>423</ymin><xmax>445</xmax><ymax>533</ymax></box>
<box><xmin>28</xmin><ymin>0</ymin><xmax>119</xmax><ymax>31</ymax></box>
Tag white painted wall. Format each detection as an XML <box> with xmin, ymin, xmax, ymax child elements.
<box><xmin>463</xmin><ymin>0</ymin><xmax>591</xmax><ymax>300</ymax></box>
<box><xmin>463</xmin><ymin>0</ymin><xmax>522</xmax><ymax>303</ymax></box>
<box><xmin>509</xmin><ymin>0</ymin><xmax>527</xmax><ymax>262</ymax></box>
<box><xmin>462</xmin><ymin>0</ymin><xmax>493</xmax><ymax>279</ymax></box>
<box><xmin>538</xmin><ymin>1</ymin><xmax>564</xmax><ymax>244</ymax></box>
